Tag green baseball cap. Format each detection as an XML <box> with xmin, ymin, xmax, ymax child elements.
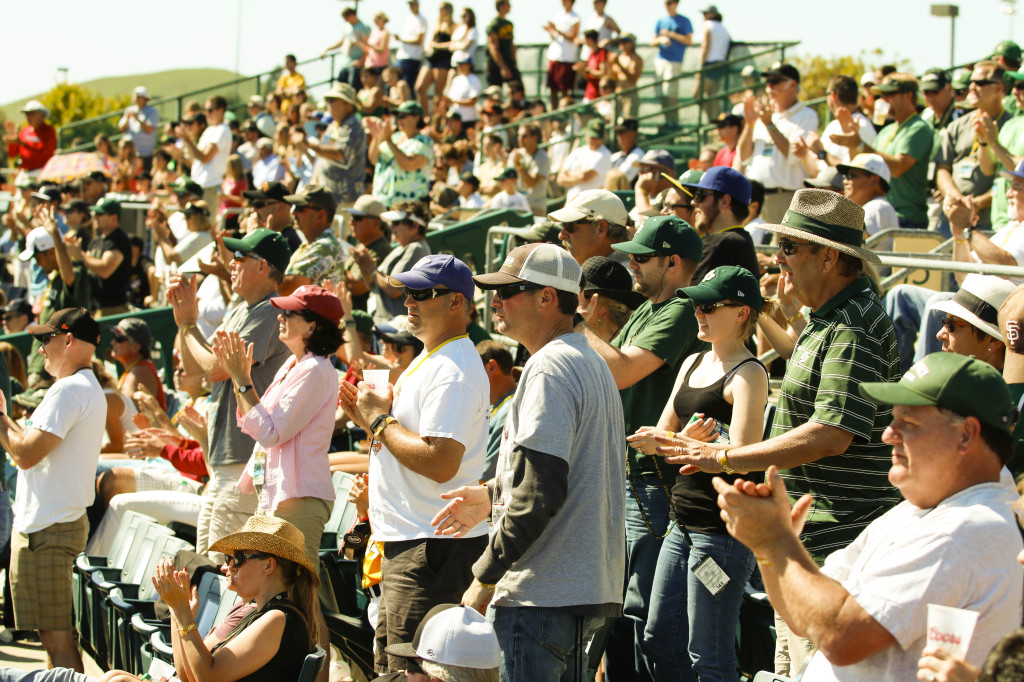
<box><xmin>871</xmin><ymin>75</ymin><xmax>919</xmax><ymax>96</ymax></box>
<box><xmin>677</xmin><ymin>265</ymin><xmax>763</xmax><ymax>309</ymax></box>
<box><xmin>585</xmin><ymin>118</ymin><xmax>606</xmax><ymax>138</ymax></box>
<box><xmin>350</xmin><ymin>309</ymin><xmax>374</xmax><ymax>335</ymax></box>
<box><xmin>992</xmin><ymin>40</ymin><xmax>1022</xmax><ymax>64</ymax></box>
<box><xmin>171</xmin><ymin>178</ymin><xmax>204</xmax><ymax>197</ymax></box>
<box><xmin>221</xmin><ymin>227</ymin><xmax>293</xmax><ymax>273</ymax></box>
<box><xmin>90</xmin><ymin>197</ymin><xmax>121</xmax><ymax>216</ymax></box>
<box><xmin>396</xmin><ymin>100</ymin><xmax>424</xmax><ymax>117</ymax></box>
<box><xmin>611</xmin><ymin>215</ymin><xmax>702</xmax><ymax>260</ymax></box>
<box><xmin>859</xmin><ymin>353</ymin><xmax>1014</xmax><ymax>434</ymax></box>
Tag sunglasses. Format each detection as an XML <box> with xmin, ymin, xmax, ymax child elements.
<box><xmin>232</xmin><ymin>251</ymin><xmax>264</xmax><ymax>263</ymax></box>
<box><xmin>840</xmin><ymin>169</ymin><xmax>870</xmax><ymax>181</ymax></box>
<box><xmin>226</xmin><ymin>552</ymin><xmax>269</xmax><ymax>568</ymax></box>
<box><xmin>279</xmin><ymin>309</ymin><xmax>314</xmax><ymax>320</ymax></box>
<box><xmin>404</xmin><ymin>287</ymin><xmax>453</xmax><ymax>301</ymax></box>
<box><xmin>969</xmin><ymin>79</ymin><xmax>999</xmax><ymax>88</ymax></box>
<box><xmin>696</xmin><ymin>302</ymin><xmax>744</xmax><ymax>314</ymax></box>
<box><xmin>494</xmin><ymin>283</ymin><xmax>543</xmax><ymax>300</ymax></box>
<box><xmin>630</xmin><ymin>253</ymin><xmax>667</xmax><ymax>264</ymax></box>
<box><xmin>942</xmin><ymin>316</ymin><xmax>971</xmax><ymax>333</ymax></box>
<box><xmin>692</xmin><ymin>189</ymin><xmax>720</xmax><ymax>203</ymax></box>
<box><xmin>778</xmin><ymin>238</ymin><xmax>819</xmax><ymax>256</ymax></box>
<box><xmin>33</xmin><ymin>331</ymin><xmax>65</xmax><ymax>345</ymax></box>
<box><xmin>252</xmin><ymin>200</ymin><xmax>279</xmax><ymax>209</ymax></box>
<box><xmin>665</xmin><ymin>202</ymin><xmax>692</xmax><ymax>211</ymax></box>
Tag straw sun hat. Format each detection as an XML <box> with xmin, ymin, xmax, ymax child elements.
<box><xmin>761</xmin><ymin>188</ymin><xmax>881</xmax><ymax>264</ymax></box>
<box><xmin>209</xmin><ymin>515</ymin><xmax>319</xmax><ymax>585</ymax></box>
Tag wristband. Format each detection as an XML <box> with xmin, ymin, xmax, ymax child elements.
<box><xmin>979</xmin><ymin>142</ymin><xmax>989</xmax><ymax>146</ymax></box>
<box><xmin>178</xmin><ymin>621</ymin><xmax>197</xmax><ymax>637</ymax></box>
<box><xmin>180</xmin><ymin>324</ymin><xmax>197</xmax><ymax>337</ymax></box>
<box><xmin>719</xmin><ymin>450</ymin><xmax>737</xmax><ymax>474</ymax></box>
<box><xmin>786</xmin><ymin>311</ymin><xmax>802</xmax><ymax>326</ymax></box>
<box><xmin>476</xmin><ymin>579</ymin><xmax>496</xmax><ymax>590</ymax></box>
<box><xmin>371</xmin><ymin>414</ymin><xmax>397</xmax><ymax>438</ymax></box>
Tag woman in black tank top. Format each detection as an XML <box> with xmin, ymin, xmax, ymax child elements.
<box><xmin>627</xmin><ymin>266</ymin><xmax>770</xmax><ymax>682</ymax></box>
<box><xmin>110</xmin><ymin>516</ymin><xmax>319</xmax><ymax>682</ymax></box>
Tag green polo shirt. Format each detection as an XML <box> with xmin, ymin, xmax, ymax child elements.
<box><xmin>874</xmin><ymin>114</ymin><xmax>934</xmax><ymax>226</ymax></box>
<box><xmin>773</xmin><ymin>276</ymin><xmax>902</xmax><ymax>562</ymax></box>
<box><xmin>614</xmin><ymin>297</ymin><xmax>708</xmax><ymax>477</ymax></box>
<box><xmin>988</xmin><ymin>115</ymin><xmax>1024</xmax><ymax>230</ymax></box>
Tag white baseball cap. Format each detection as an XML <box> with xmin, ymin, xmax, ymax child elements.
<box><xmin>548</xmin><ymin>189</ymin><xmax>628</xmax><ymax>226</ymax></box>
<box><xmin>133</xmin><ymin>86</ymin><xmax>150</xmax><ymax>99</ymax></box>
<box><xmin>20</xmin><ymin>100</ymin><xmax>49</xmax><ymax>117</ymax></box>
<box><xmin>20</xmin><ymin>227</ymin><xmax>55</xmax><ymax>262</ymax></box>
<box><xmin>837</xmin><ymin>153</ymin><xmax>892</xmax><ymax>188</ymax></box>
<box><xmin>860</xmin><ymin>72</ymin><xmax>875</xmax><ymax>87</ymax></box>
<box><xmin>385</xmin><ymin>605</ymin><xmax>500</xmax><ymax>669</ymax></box>
<box><xmin>474</xmin><ymin>242</ymin><xmax>583</xmax><ymax>295</ymax></box>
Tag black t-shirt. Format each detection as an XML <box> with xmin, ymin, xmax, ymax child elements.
<box><xmin>486</xmin><ymin>17</ymin><xmax>516</xmax><ymax>73</ymax></box>
<box><xmin>691</xmin><ymin>227</ymin><xmax>759</xmax><ymax>285</ymax></box>
<box><xmin>88</xmin><ymin>227</ymin><xmax>132</xmax><ymax>307</ymax></box>
<box><xmin>670</xmin><ymin>352</ymin><xmax>766</xmax><ymax>534</ymax></box>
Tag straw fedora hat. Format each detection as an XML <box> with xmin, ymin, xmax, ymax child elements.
<box><xmin>209</xmin><ymin>515</ymin><xmax>319</xmax><ymax>585</ymax></box>
<box><xmin>761</xmin><ymin>188</ymin><xmax>881</xmax><ymax>264</ymax></box>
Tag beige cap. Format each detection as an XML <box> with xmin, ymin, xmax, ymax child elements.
<box><xmin>548</xmin><ymin>189</ymin><xmax>628</xmax><ymax>226</ymax></box>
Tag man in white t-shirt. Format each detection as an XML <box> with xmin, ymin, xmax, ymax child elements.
<box><xmin>339</xmin><ymin>254</ymin><xmax>489</xmax><ymax>674</ymax></box>
<box><xmin>180</xmin><ymin>95</ymin><xmax>232</xmax><ymax>207</ymax></box>
<box><xmin>543</xmin><ymin>0</ymin><xmax>581</xmax><ymax>108</ymax></box>
<box><xmin>838</xmin><ymin>153</ymin><xmax>896</xmax><ymax>238</ymax></box>
<box><xmin>736</xmin><ymin>62</ymin><xmax>819</xmax><ymax>222</ymax></box>
<box><xmin>610</xmin><ymin>118</ymin><xmax>644</xmax><ymax>184</ymax></box>
<box><xmin>5</xmin><ymin>308</ymin><xmax>105</xmax><ymax>671</ymax></box>
<box><xmin>714</xmin><ymin>352</ymin><xmax>1023</xmax><ymax>682</ymax></box>
<box><xmin>557</xmin><ymin>119</ymin><xmax>612</xmax><ymax>201</ymax></box>
<box><xmin>485</xmin><ymin>167</ymin><xmax>531</xmax><ymax>212</ymax></box>
<box><xmin>395</xmin><ymin>0</ymin><xmax>428</xmax><ymax>90</ymax></box>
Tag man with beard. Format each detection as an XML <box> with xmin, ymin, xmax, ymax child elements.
<box><xmin>574</xmin><ymin>215</ymin><xmax>706</xmax><ymax>680</ymax></box>
<box><xmin>681</xmin><ymin>166</ymin><xmax>759</xmax><ymax>284</ymax></box>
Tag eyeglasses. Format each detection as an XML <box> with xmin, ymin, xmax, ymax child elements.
<box><xmin>969</xmin><ymin>79</ymin><xmax>1000</xmax><ymax>88</ymax></box>
<box><xmin>696</xmin><ymin>302</ymin><xmax>744</xmax><ymax>314</ymax></box>
<box><xmin>404</xmin><ymin>287</ymin><xmax>453</xmax><ymax>301</ymax></box>
<box><xmin>32</xmin><ymin>331</ymin><xmax>64</xmax><ymax>345</ymax></box>
<box><xmin>778</xmin><ymin>238</ymin><xmax>819</xmax><ymax>256</ymax></box>
<box><xmin>494</xmin><ymin>283</ymin><xmax>543</xmax><ymax>300</ymax></box>
<box><xmin>942</xmin><ymin>316</ymin><xmax>971</xmax><ymax>333</ymax></box>
<box><xmin>562</xmin><ymin>219</ymin><xmax>597</xmax><ymax>234</ymax></box>
<box><xmin>630</xmin><ymin>253</ymin><xmax>668</xmax><ymax>265</ymax></box>
<box><xmin>232</xmin><ymin>251</ymin><xmax>264</xmax><ymax>263</ymax></box>
<box><xmin>226</xmin><ymin>552</ymin><xmax>269</xmax><ymax>568</ymax></box>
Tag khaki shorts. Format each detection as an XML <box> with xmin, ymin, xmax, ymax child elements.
<box><xmin>11</xmin><ymin>514</ymin><xmax>89</xmax><ymax>631</ymax></box>
<box><xmin>261</xmin><ymin>496</ymin><xmax>333</xmax><ymax>571</ymax></box>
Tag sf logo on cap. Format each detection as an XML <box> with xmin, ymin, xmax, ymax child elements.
<box><xmin>1007</xmin><ymin>320</ymin><xmax>1024</xmax><ymax>353</ymax></box>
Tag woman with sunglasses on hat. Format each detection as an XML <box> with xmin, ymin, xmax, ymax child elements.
<box><xmin>626</xmin><ymin>265</ymin><xmax>771</xmax><ymax>682</ymax></box>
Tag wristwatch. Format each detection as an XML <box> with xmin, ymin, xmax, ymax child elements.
<box><xmin>371</xmin><ymin>414</ymin><xmax>397</xmax><ymax>438</ymax></box>
<box><xmin>237</xmin><ymin>384</ymin><xmax>254</xmax><ymax>394</ymax></box>
<box><xmin>816</xmin><ymin>150</ymin><xmax>827</xmax><ymax>161</ymax></box>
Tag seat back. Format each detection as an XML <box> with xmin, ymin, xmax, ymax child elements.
<box><xmin>320</xmin><ymin>472</ymin><xmax>356</xmax><ymax>550</ymax></box>
<box><xmin>122</xmin><ymin>524</ymin><xmax>174</xmax><ymax>584</ymax></box>
<box><xmin>297</xmin><ymin>645</ymin><xmax>327</xmax><ymax>682</ymax></box>
<box><xmin>137</xmin><ymin>535</ymin><xmax>195</xmax><ymax>600</ymax></box>
<box><xmin>194</xmin><ymin>573</ymin><xmax>229</xmax><ymax>638</ymax></box>
<box><xmin>112</xmin><ymin>513</ymin><xmax>162</xmax><ymax>571</ymax></box>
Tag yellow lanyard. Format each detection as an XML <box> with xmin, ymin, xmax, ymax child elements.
<box><xmin>883</xmin><ymin>115</ymin><xmax>913</xmax><ymax>148</ymax></box>
<box><xmin>118</xmin><ymin>358</ymin><xmax>142</xmax><ymax>388</ymax></box>
<box><xmin>393</xmin><ymin>334</ymin><xmax>469</xmax><ymax>394</ymax></box>
<box><xmin>490</xmin><ymin>393</ymin><xmax>514</xmax><ymax>420</ymax></box>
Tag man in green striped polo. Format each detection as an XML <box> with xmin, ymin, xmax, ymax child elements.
<box><xmin>665</xmin><ymin>188</ymin><xmax>901</xmax><ymax>676</ymax></box>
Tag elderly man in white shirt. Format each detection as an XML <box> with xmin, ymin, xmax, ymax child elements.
<box><xmin>735</xmin><ymin>62</ymin><xmax>819</xmax><ymax>223</ymax></box>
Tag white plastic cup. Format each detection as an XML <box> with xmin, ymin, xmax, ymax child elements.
<box><xmin>926</xmin><ymin>604</ymin><xmax>979</xmax><ymax>658</ymax></box>
<box><xmin>362</xmin><ymin>369</ymin><xmax>391</xmax><ymax>395</ymax></box>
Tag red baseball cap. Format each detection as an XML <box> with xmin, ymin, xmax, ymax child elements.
<box><xmin>271</xmin><ymin>285</ymin><xmax>343</xmax><ymax>325</ymax></box>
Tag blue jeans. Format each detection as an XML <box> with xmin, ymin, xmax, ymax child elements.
<box><xmin>883</xmin><ymin>284</ymin><xmax>953</xmax><ymax>372</ymax></box>
<box><xmin>604</xmin><ymin>479</ymin><xmax>671</xmax><ymax>682</ymax></box>
<box><xmin>397</xmin><ymin>59</ymin><xmax>422</xmax><ymax>88</ymax></box>
<box><xmin>643</xmin><ymin>525</ymin><xmax>756</xmax><ymax>682</ymax></box>
<box><xmin>491</xmin><ymin>606</ymin><xmax>603</xmax><ymax>682</ymax></box>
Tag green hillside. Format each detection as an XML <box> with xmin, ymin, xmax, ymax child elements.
<box><xmin>2</xmin><ymin>68</ymin><xmax>244</xmax><ymax>121</ymax></box>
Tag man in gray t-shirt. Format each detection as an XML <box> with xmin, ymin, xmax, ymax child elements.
<box><xmin>168</xmin><ymin>228</ymin><xmax>291</xmax><ymax>560</ymax></box>
<box><xmin>435</xmin><ymin>243</ymin><xmax>625</xmax><ymax>681</ymax></box>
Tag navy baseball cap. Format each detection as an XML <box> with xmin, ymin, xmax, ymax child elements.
<box><xmin>682</xmin><ymin>166</ymin><xmax>752</xmax><ymax>205</ymax></box>
<box><xmin>388</xmin><ymin>254</ymin><xmax>476</xmax><ymax>301</ymax></box>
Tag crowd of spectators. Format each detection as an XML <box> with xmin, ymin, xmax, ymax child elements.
<box><xmin>6</xmin><ymin>4</ymin><xmax>1024</xmax><ymax>682</ymax></box>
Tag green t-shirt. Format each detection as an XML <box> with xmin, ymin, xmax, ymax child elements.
<box><xmin>874</xmin><ymin>114</ymin><xmax>934</xmax><ymax>226</ymax></box>
<box><xmin>988</xmin><ymin>115</ymin><xmax>1024</xmax><ymax>230</ymax></box>
<box><xmin>773</xmin><ymin>276</ymin><xmax>902</xmax><ymax>562</ymax></box>
<box><xmin>27</xmin><ymin>264</ymin><xmax>92</xmax><ymax>379</ymax></box>
<box><xmin>1005</xmin><ymin>93</ymin><xmax>1019</xmax><ymax>119</ymax></box>
<box><xmin>613</xmin><ymin>297</ymin><xmax>708</xmax><ymax>476</ymax></box>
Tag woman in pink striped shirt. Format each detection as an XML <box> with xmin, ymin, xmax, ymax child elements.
<box><xmin>213</xmin><ymin>284</ymin><xmax>345</xmax><ymax>569</ymax></box>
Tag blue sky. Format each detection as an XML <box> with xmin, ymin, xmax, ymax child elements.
<box><xmin>2</xmin><ymin>0</ymin><xmax>1017</xmax><ymax>103</ymax></box>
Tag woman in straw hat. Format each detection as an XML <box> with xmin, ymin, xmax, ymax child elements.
<box><xmin>627</xmin><ymin>265</ymin><xmax>771</xmax><ymax>681</ymax></box>
<box><xmin>96</xmin><ymin>516</ymin><xmax>317</xmax><ymax>682</ymax></box>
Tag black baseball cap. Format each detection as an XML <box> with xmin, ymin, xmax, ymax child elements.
<box><xmin>27</xmin><ymin>308</ymin><xmax>101</xmax><ymax>346</ymax></box>
<box><xmin>243</xmin><ymin>181</ymin><xmax>290</xmax><ymax>202</ymax></box>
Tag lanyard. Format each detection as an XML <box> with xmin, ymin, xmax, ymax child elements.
<box><xmin>118</xmin><ymin>358</ymin><xmax>142</xmax><ymax>387</ymax></box>
<box><xmin>490</xmin><ymin>393</ymin><xmax>514</xmax><ymax>420</ymax></box>
<box><xmin>883</xmin><ymin>115</ymin><xmax>913</xmax><ymax>148</ymax></box>
<box><xmin>393</xmin><ymin>334</ymin><xmax>468</xmax><ymax>393</ymax></box>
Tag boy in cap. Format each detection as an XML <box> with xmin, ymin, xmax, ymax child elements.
<box><xmin>485</xmin><ymin>168</ymin><xmax>531</xmax><ymax>213</ymax></box>
<box><xmin>6</xmin><ymin>309</ymin><xmax>105</xmax><ymax>671</ymax></box>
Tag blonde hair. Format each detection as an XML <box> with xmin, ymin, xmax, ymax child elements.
<box><xmin>225</xmin><ymin>155</ymin><xmax>245</xmax><ymax>181</ymax></box>
<box><xmin>420</xmin><ymin>660</ymin><xmax>498</xmax><ymax>682</ymax></box>
<box><xmin>742</xmin><ymin>298</ymin><xmax>778</xmax><ymax>340</ymax></box>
